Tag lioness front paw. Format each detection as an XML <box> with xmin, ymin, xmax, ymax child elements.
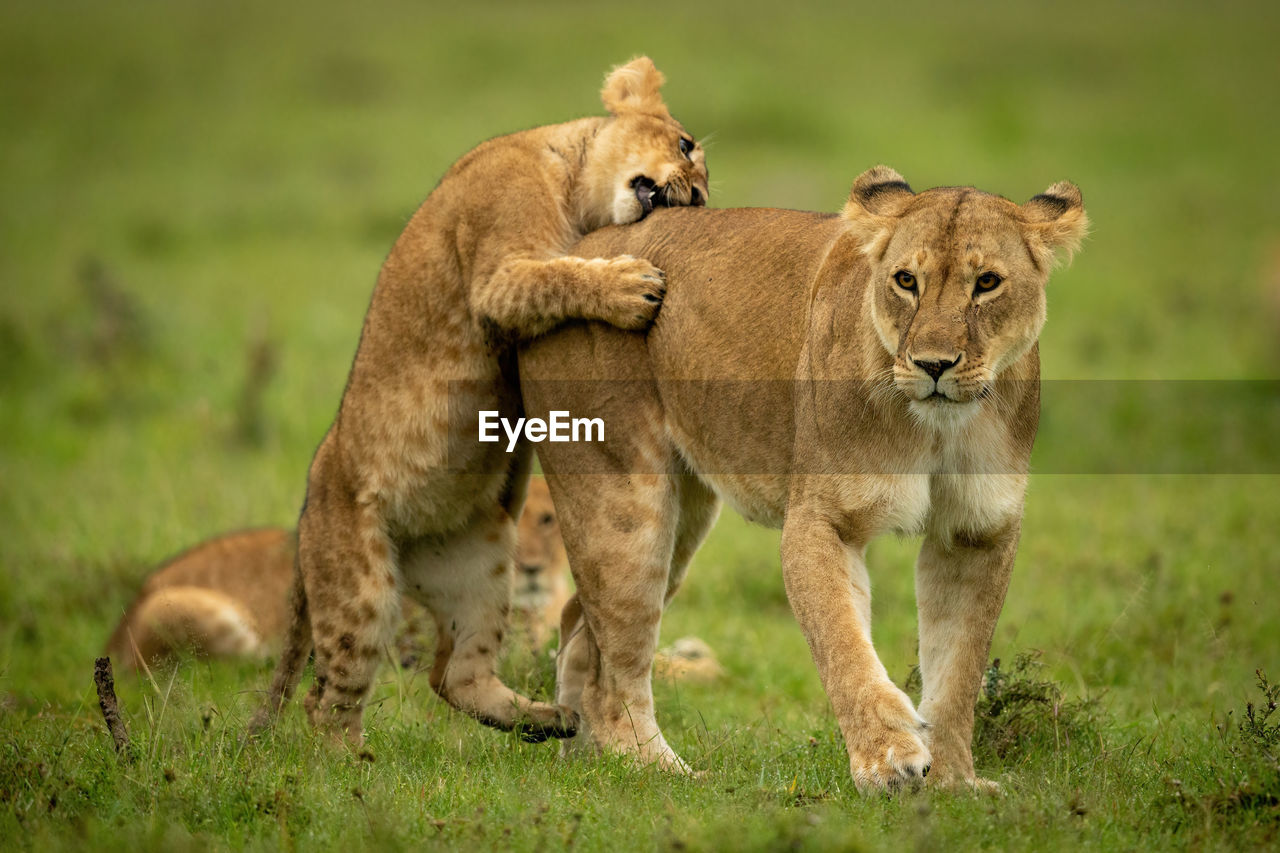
<box><xmin>847</xmin><ymin>682</ymin><xmax>932</xmax><ymax>794</ymax></box>
<box><xmin>595</xmin><ymin>254</ymin><xmax>666</xmax><ymax>330</ymax></box>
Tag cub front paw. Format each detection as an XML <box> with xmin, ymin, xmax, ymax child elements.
<box><xmin>846</xmin><ymin>682</ymin><xmax>932</xmax><ymax>794</ymax></box>
<box><xmin>509</xmin><ymin>703</ymin><xmax>580</xmax><ymax>743</ymax></box>
<box><xmin>596</xmin><ymin>254</ymin><xmax>667</xmax><ymax>330</ymax></box>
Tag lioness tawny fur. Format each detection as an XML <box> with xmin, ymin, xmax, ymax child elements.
<box><xmin>521</xmin><ymin>167</ymin><xmax>1086</xmax><ymax>791</ymax></box>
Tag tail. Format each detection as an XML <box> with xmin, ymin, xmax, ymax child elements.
<box><xmin>247</xmin><ymin>559</ymin><xmax>312</xmax><ymax>736</ymax></box>
<box><xmin>107</xmin><ymin>588</ymin><xmax>263</xmax><ymax>671</ymax></box>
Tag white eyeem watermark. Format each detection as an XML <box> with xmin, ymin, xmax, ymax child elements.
<box><xmin>478</xmin><ymin>410</ymin><xmax>604</xmax><ymax>453</ymax></box>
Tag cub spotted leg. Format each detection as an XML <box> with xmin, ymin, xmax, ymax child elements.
<box><xmin>296</xmin><ymin>478</ymin><xmax>400</xmax><ymax>747</ymax></box>
<box><xmin>780</xmin><ymin>503</ymin><xmax>932</xmax><ymax>793</ymax></box>
<box><xmin>402</xmin><ymin>508</ymin><xmax>577</xmax><ymax>742</ymax></box>
<box><xmin>914</xmin><ymin>520</ymin><xmax>1019</xmax><ymax>792</ymax></box>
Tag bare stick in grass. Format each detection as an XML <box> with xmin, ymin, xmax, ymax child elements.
<box><xmin>93</xmin><ymin>656</ymin><xmax>134</xmax><ymax>762</ymax></box>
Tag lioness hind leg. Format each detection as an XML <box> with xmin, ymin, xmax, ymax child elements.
<box><xmin>665</xmin><ymin>474</ymin><xmax>721</xmax><ymax>606</ymax></box>
<box><xmin>549</xmin><ymin>472</ymin><xmax>689</xmax><ymax>771</ymax></box>
<box><xmin>296</xmin><ymin>493</ymin><xmax>400</xmax><ymax>747</ymax></box>
<box><xmin>554</xmin><ymin>474</ymin><xmax>718</xmax><ymax>762</ymax></box>
<box><xmin>554</xmin><ymin>595</ymin><xmax>594</xmax><ymax>755</ymax></box>
<box><xmin>403</xmin><ymin>513</ymin><xmax>577</xmax><ymax>743</ymax></box>
<box><xmin>914</xmin><ymin>525</ymin><xmax>1018</xmax><ymax>792</ymax></box>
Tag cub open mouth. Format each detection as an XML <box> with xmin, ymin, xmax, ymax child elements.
<box><xmin>631</xmin><ymin>176</ymin><xmax>664</xmax><ymax>216</ymax></box>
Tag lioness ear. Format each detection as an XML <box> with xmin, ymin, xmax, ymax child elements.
<box><xmin>841</xmin><ymin>166</ymin><xmax>914</xmax><ymax>260</ymax></box>
<box><xmin>1019</xmin><ymin>181</ymin><xmax>1089</xmax><ymax>268</ymax></box>
<box><xmin>601</xmin><ymin>56</ymin><xmax>670</xmax><ymax>119</ymax></box>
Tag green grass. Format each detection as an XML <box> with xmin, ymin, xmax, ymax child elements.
<box><xmin>2</xmin><ymin>0</ymin><xmax>1279</xmax><ymax>849</ymax></box>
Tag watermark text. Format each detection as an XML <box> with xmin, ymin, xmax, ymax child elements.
<box><xmin>478</xmin><ymin>410</ymin><xmax>604</xmax><ymax>453</ymax></box>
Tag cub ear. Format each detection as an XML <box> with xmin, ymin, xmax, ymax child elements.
<box><xmin>1019</xmin><ymin>181</ymin><xmax>1089</xmax><ymax>267</ymax></box>
<box><xmin>841</xmin><ymin>166</ymin><xmax>914</xmax><ymax>260</ymax></box>
<box><xmin>601</xmin><ymin>56</ymin><xmax>671</xmax><ymax>119</ymax></box>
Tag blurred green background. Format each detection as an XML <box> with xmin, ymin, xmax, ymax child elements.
<box><xmin>1</xmin><ymin>0</ymin><xmax>1278</xmax><ymax>849</ymax></box>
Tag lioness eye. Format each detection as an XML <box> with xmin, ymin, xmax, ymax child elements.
<box><xmin>539</xmin><ymin>513</ymin><xmax>555</xmax><ymax>527</ymax></box>
<box><xmin>893</xmin><ymin>270</ymin><xmax>917</xmax><ymax>291</ymax></box>
<box><xmin>678</xmin><ymin>137</ymin><xmax>694</xmax><ymax>158</ymax></box>
<box><xmin>975</xmin><ymin>272</ymin><xmax>1003</xmax><ymax>293</ymax></box>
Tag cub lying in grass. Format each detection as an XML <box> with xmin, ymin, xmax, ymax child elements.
<box><xmin>107</xmin><ymin>479</ymin><xmax>571</xmax><ymax>671</ymax></box>
<box><xmin>520</xmin><ymin>167</ymin><xmax>1086</xmax><ymax>792</ymax></box>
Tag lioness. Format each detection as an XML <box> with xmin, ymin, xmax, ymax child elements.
<box><xmin>107</xmin><ymin>479</ymin><xmax>571</xmax><ymax>669</ymax></box>
<box><xmin>520</xmin><ymin>167</ymin><xmax>1086</xmax><ymax>791</ymax></box>
<box><xmin>253</xmin><ymin>57</ymin><xmax>708</xmax><ymax>745</ymax></box>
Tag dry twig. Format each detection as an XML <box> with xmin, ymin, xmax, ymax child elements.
<box><xmin>93</xmin><ymin>656</ymin><xmax>134</xmax><ymax>762</ymax></box>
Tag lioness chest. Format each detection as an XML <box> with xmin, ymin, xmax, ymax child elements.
<box><xmin>675</xmin><ymin>404</ymin><xmax>1026</xmax><ymax>543</ymax></box>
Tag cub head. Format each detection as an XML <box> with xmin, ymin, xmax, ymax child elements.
<box><xmin>842</xmin><ymin>166</ymin><xmax>1087</xmax><ymax>421</ymax></box>
<box><xmin>513</xmin><ymin>477</ymin><xmax>570</xmax><ymax>612</ymax></box>
<box><xmin>582</xmin><ymin>57</ymin><xmax>709</xmax><ymax>229</ymax></box>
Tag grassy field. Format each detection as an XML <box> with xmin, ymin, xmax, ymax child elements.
<box><xmin>2</xmin><ymin>0</ymin><xmax>1278</xmax><ymax>849</ymax></box>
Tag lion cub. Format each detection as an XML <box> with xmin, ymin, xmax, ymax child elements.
<box><xmin>107</xmin><ymin>479</ymin><xmax>571</xmax><ymax>670</ymax></box>
<box><xmin>253</xmin><ymin>57</ymin><xmax>707</xmax><ymax>745</ymax></box>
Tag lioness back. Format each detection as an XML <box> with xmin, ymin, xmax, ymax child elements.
<box><xmin>540</xmin><ymin>207</ymin><xmax>845</xmax><ymax>523</ymax></box>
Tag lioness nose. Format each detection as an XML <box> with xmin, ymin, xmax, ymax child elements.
<box><xmin>913</xmin><ymin>357</ymin><xmax>958</xmax><ymax>380</ymax></box>
<box><xmin>519</xmin><ymin>563</ymin><xmax>543</xmax><ymax>576</ymax></box>
<box><xmin>690</xmin><ymin>186</ymin><xmax>706</xmax><ymax>206</ymax></box>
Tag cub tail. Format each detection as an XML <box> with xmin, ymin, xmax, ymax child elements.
<box><xmin>246</xmin><ymin>563</ymin><xmax>312</xmax><ymax>736</ymax></box>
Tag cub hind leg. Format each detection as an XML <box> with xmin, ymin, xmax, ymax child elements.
<box><xmin>403</xmin><ymin>506</ymin><xmax>577</xmax><ymax>742</ymax></box>
<box><xmin>295</xmin><ymin>472</ymin><xmax>401</xmax><ymax>747</ymax></box>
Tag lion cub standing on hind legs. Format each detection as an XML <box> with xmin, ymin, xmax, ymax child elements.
<box><xmin>250</xmin><ymin>57</ymin><xmax>708</xmax><ymax>745</ymax></box>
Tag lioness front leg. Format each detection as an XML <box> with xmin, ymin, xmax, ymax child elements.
<box><xmin>914</xmin><ymin>520</ymin><xmax>1019</xmax><ymax>792</ymax></box>
<box><xmin>472</xmin><ymin>254</ymin><xmax>666</xmax><ymax>339</ymax></box>
<box><xmin>780</xmin><ymin>508</ymin><xmax>931</xmax><ymax>793</ymax></box>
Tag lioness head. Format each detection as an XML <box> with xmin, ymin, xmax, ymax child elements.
<box><xmin>513</xmin><ymin>477</ymin><xmax>569</xmax><ymax>614</ymax></box>
<box><xmin>843</xmin><ymin>166</ymin><xmax>1087</xmax><ymax>421</ymax></box>
<box><xmin>583</xmin><ymin>57</ymin><xmax>709</xmax><ymax>229</ymax></box>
